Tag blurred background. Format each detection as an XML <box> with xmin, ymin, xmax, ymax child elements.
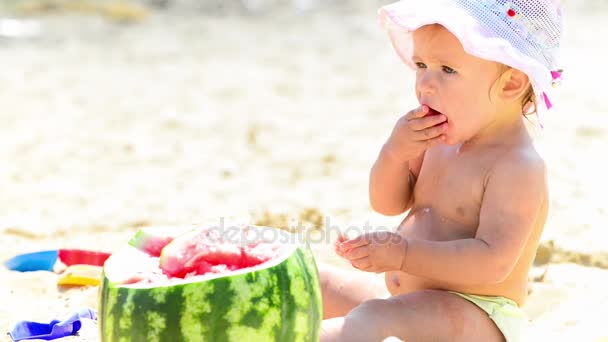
<box><xmin>0</xmin><ymin>0</ymin><xmax>606</xmax><ymax>341</ymax></box>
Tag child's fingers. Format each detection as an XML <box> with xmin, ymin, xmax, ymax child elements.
<box><xmin>339</xmin><ymin>234</ymin><xmax>371</xmax><ymax>251</ymax></box>
<box><xmin>408</xmin><ymin>114</ymin><xmax>447</xmax><ymax>131</ymax></box>
<box><xmin>334</xmin><ymin>243</ymin><xmax>346</xmax><ymax>257</ymax></box>
<box><xmin>405</xmin><ymin>105</ymin><xmax>428</xmax><ymax>121</ymax></box>
<box><xmin>334</xmin><ymin>233</ymin><xmax>347</xmax><ymax>251</ymax></box>
<box><xmin>412</xmin><ymin>122</ymin><xmax>448</xmax><ymax>142</ymax></box>
<box><xmin>343</xmin><ymin>246</ymin><xmax>369</xmax><ymax>261</ymax></box>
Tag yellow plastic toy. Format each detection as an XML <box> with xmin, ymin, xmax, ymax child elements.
<box><xmin>57</xmin><ymin>265</ymin><xmax>103</xmax><ymax>286</ymax></box>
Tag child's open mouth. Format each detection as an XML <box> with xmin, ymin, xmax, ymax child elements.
<box><xmin>427</xmin><ymin>106</ymin><xmax>447</xmax><ymax>123</ymax></box>
<box><xmin>427</xmin><ymin>107</ymin><xmax>442</xmax><ymax>117</ymax></box>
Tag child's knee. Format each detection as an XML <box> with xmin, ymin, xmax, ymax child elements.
<box><xmin>350</xmin><ymin>298</ymin><xmax>388</xmax><ymax>316</ymax></box>
<box><xmin>341</xmin><ymin>299</ymin><xmax>392</xmax><ymax>340</ymax></box>
<box><xmin>342</xmin><ymin>293</ymin><xmax>443</xmax><ymax>341</ymax></box>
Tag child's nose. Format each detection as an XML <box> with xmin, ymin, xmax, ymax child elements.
<box><xmin>416</xmin><ymin>73</ymin><xmax>438</xmax><ymax>96</ymax></box>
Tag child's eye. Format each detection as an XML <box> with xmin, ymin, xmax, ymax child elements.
<box><xmin>415</xmin><ymin>62</ymin><xmax>427</xmax><ymax>69</ymax></box>
<box><xmin>442</xmin><ymin>66</ymin><xmax>457</xmax><ymax>74</ymax></box>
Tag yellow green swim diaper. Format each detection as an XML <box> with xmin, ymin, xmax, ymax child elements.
<box><xmin>448</xmin><ymin>291</ymin><xmax>527</xmax><ymax>342</ymax></box>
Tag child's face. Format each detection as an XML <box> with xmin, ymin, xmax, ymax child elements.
<box><xmin>412</xmin><ymin>25</ymin><xmax>504</xmax><ymax>145</ymax></box>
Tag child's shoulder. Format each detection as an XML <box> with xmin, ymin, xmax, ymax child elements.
<box><xmin>502</xmin><ymin>140</ymin><xmax>545</xmax><ymax>171</ymax></box>
<box><xmin>488</xmin><ymin>142</ymin><xmax>547</xmax><ymax>193</ymax></box>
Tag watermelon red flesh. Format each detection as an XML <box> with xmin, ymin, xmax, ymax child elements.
<box><xmin>157</xmin><ymin>242</ymin><xmax>276</xmax><ymax>280</ymax></box>
<box><xmin>99</xmin><ymin>225</ymin><xmax>323</xmax><ymax>342</ymax></box>
<box><xmin>128</xmin><ymin>227</ymin><xmax>185</xmax><ymax>257</ymax></box>
<box><xmin>120</xmin><ymin>226</ymin><xmax>283</xmax><ymax>283</ymax></box>
<box><xmin>159</xmin><ymin>228</ymin><xmax>278</xmax><ymax>278</ymax></box>
<box><xmin>184</xmin><ymin>242</ymin><xmax>275</xmax><ymax>272</ymax></box>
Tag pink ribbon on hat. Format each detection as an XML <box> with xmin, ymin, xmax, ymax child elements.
<box><xmin>542</xmin><ymin>69</ymin><xmax>563</xmax><ymax>110</ymax></box>
<box><xmin>537</xmin><ymin>69</ymin><xmax>563</xmax><ymax>128</ymax></box>
<box><xmin>542</xmin><ymin>93</ymin><xmax>552</xmax><ymax>110</ymax></box>
<box><xmin>550</xmin><ymin>70</ymin><xmax>563</xmax><ymax>81</ymax></box>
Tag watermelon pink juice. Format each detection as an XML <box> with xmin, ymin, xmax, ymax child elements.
<box><xmin>122</xmin><ymin>226</ymin><xmax>281</xmax><ymax>283</ymax></box>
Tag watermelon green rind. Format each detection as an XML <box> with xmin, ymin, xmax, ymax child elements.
<box><xmin>99</xmin><ymin>226</ymin><xmax>322</xmax><ymax>342</ymax></box>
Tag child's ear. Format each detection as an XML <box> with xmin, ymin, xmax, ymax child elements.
<box><xmin>500</xmin><ymin>69</ymin><xmax>530</xmax><ymax>102</ymax></box>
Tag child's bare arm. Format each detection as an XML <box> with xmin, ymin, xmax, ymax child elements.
<box><xmin>401</xmin><ymin>154</ymin><xmax>547</xmax><ymax>285</ymax></box>
<box><xmin>368</xmin><ymin>147</ymin><xmax>422</xmax><ymax>216</ymax></box>
<box><xmin>369</xmin><ymin>106</ymin><xmax>447</xmax><ymax>216</ymax></box>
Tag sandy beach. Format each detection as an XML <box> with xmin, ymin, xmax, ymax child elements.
<box><xmin>1</xmin><ymin>1</ymin><xmax>607</xmax><ymax>341</ymax></box>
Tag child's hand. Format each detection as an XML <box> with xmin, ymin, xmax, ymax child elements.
<box><xmin>334</xmin><ymin>232</ymin><xmax>348</xmax><ymax>258</ymax></box>
<box><xmin>383</xmin><ymin>105</ymin><xmax>448</xmax><ymax>163</ymax></box>
<box><xmin>337</xmin><ymin>231</ymin><xmax>407</xmax><ymax>273</ymax></box>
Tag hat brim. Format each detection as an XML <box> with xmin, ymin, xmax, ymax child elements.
<box><xmin>378</xmin><ymin>0</ymin><xmax>554</xmax><ymax>112</ymax></box>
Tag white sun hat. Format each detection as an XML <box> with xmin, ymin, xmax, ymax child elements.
<box><xmin>378</xmin><ymin>0</ymin><xmax>564</xmax><ymax>117</ymax></box>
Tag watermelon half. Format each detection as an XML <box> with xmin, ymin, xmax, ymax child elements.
<box><xmin>98</xmin><ymin>224</ymin><xmax>322</xmax><ymax>342</ymax></box>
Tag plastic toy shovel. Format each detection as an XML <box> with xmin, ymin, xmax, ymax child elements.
<box><xmin>4</xmin><ymin>249</ymin><xmax>111</xmax><ymax>272</ymax></box>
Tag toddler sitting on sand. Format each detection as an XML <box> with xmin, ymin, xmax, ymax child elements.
<box><xmin>319</xmin><ymin>0</ymin><xmax>564</xmax><ymax>341</ymax></box>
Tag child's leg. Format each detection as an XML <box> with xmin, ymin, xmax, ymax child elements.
<box><xmin>318</xmin><ymin>262</ymin><xmax>389</xmax><ymax>319</ymax></box>
<box><xmin>320</xmin><ymin>289</ymin><xmax>505</xmax><ymax>342</ymax></box>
